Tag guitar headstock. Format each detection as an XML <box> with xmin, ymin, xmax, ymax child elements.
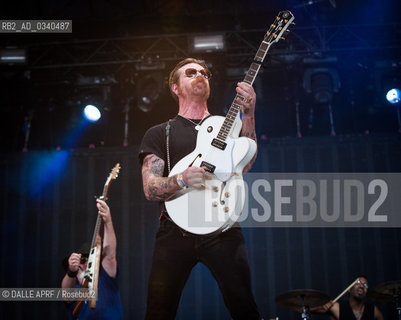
<box><xmin>110</xmin><ymin>163</ymin><xmax>120</xmax><ymax>180</ymax></box>
<box><xmin>101</xmin><ymin>163</ymin><xmax>120</xmax><ymax>200</ymax></box>
<box><xmin>265</xmin><ymin>10</ymin><xmax>295</xmax><ymax>44</ymax></box>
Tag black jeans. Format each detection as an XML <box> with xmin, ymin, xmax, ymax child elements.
<box><xmin>145</xmin><ymin>217</ymin><xmax>260</xmax><ymax>320</ymax></box>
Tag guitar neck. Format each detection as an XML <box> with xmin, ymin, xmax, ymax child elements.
<box><xmin>217</xmin><ymin>10</ymin><xmax>294</xmax><ymax>142</ymax></box>
<box><xmin>217</xmin><ymin>41</ymin><xmax>272</xmax><ymax>142</ymax></box>
<box><xmin>90</xmin><ymin>215</ymin><xmax>102</xmax><ymax>248</ymax></box>
<box><xmin>89</xmin><ymin>170</ymin><xmax>113</xmax><ymax>247</ymax></box>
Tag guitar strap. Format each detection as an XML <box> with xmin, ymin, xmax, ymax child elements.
<box><xmin>159</xmin><ymin>119</ymin><xmax>172</xmax><ymax>221</ymax></box>
<box><xmin>165</xmin><ymin>119</ymin><xmax>172</xmax><ymax>174</ymax></box>
<box><xmin>163</xmin><ymin>118</ymin><xmax>192</xmax><ymax>235</ymax></box>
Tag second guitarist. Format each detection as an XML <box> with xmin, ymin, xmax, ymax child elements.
<box><xmin>139</xmin><ymin>58</ymin><xmax>259</xmax><ymax>320</ymax></box>
<box><xmin>61</xmin><ymin>199</ymin><xmax>123</xmax><ymax>320</ymax></box>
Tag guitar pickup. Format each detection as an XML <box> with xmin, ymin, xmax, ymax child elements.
<box><xmin>211</xmin><ymin>138</ymin><xmax>226</xmax><ymax>150</ymax></box>
<box><xmin>200</xmin><ymin>161</ymin><xmax>216</xmax><ymax>173</ymax></box>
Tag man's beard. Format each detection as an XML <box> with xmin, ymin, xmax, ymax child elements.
<box><xmin>190</xmin><ymin>77</ymin><xmax>209</xmax><ymax>98</ymax></box>
<box><xmin>353</xmin><ymin>290</ymin><xmax>366</xmax><ymax>301</ymax></box>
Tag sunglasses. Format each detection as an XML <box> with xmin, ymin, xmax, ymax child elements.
<box><xmin>184</xmin><ymin>68</ymin><xmax>211</xmax><ymax>80</ymax></box>
<box><xmin>356</xmin><ymin>279</ymin><xmax>369</xmax><ymax>289</ymax></box>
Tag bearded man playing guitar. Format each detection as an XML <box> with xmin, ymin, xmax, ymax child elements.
<box><xmin>139</xmin><ymin>58</ymin><xmax>259</xmax><ymax>319</ymax></box>
<box><xmin>61</xmin><ymin>199</ymin><xmax>123</xmax><ymax>320</ymax></box>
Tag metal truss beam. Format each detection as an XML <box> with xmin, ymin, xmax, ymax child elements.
<box><xmin>27</xmin><ymin>22</ymin><xmax>401</xmax><ymax>74</ymax></box>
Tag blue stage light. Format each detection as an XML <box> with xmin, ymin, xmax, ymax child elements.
<box><xmin>386</xmin><ymin>88</ymin><xmax>401</xmax><ymax>104</ymax></box>
<box><xmin>83</xmin><ymin>104</ymin><xmax>101</xmax><ymax>122</ymax></box>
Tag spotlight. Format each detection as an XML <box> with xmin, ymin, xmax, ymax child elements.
<box><xmin>303</xmin><ymin>68</ymin><xmax>340</xmax><ymax>104</ymax></box>
<box><xmin>83</xmin><ymin>104</ymin><xmax>101</xmax><ymax>122</ymax></box>
<box><xmin>190</xmin><ymin>34</ymin><xmax>225</xmax><ymax>53</ymax></box>
<box><xmin>386</xmin><ymin>88</ymin><xmax>401</xmax><ymax>104</ymax></box>
<box><xmin>137</xmin><ymin>72</ymin><xmax>163</xmax><ymax>112</ymax></box>
<box><xmin>0</xmin><ymin>48</ymin><xmax>26</xmax><ymax>64</ymax></box>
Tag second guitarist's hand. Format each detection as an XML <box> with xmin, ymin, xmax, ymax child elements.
<box><xmin>182</xmin><ymin>166</ymin><xmax>206</xmax><ymax>189</ymax></box>
<box><xmin>95</xmin><ymin>198</ymin><xmax>117</xmax><ymax>278</ymax></box>
<box><xmin>68</xmin><ymin>253</ymin><xmax>82</xmax><ymax>273</ymax></box>
<box><xmin>96</xmin><ymin>199</ymin><xmax>111</xmax><ymax>225</ymax></box>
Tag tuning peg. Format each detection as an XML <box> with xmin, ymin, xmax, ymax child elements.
<box><xmin>291</xmin><ymin>22</ymin><xmax>296</xmax><ymax>25</ymax></box>
<box><xmin>281</xmin><ymin>36</ymin><xmax>286</xmax><ymax>40</ymax></box>
<box><xmin>285</xmin><ymin>29</ymin><xmax>291</xmax><ymax>33</ymax></box>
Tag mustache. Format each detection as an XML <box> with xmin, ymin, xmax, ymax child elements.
<box><xmin>191</xmin><ymin>76</ymin><xmax>207</xmax><ymax>86</ymax></box>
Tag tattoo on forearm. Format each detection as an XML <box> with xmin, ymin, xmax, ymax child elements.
<box><xmin>241</xmin><ymin>130</ymin><xmax>257</xmax><ymax>141</ymax></box>
<box><xmin>241</xmin><ymin>116</ymin><xmax>257</xmax><ymax>141</ymax></box>
<box><xmin>149</xmin><ymin>157</ymin><xmax>164</xmax><ymax>176</ymax></box>
<box><xmin>142</xmin><ymin>154</ymin><xmax>179</xmax><ymax>201</ymax></box>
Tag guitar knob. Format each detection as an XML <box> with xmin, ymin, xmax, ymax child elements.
<box><xmin>212</xmin><ymin>201</ymin><xmax>218</xmax><ymax>207</ymax></box>
<box><xmin>223</xmin><ymin>207</ymin><xmax>229</xmax><ymax>213</ymax></box>
<box><xmin>207</xmin><ymin>126</ymin><xmax>213</xmax><ymax>133</ymax></box>
<box><xmin>213</xmin><ymin>186</ymin><xmax>219</xmax><ymax>192</ymax></box>
<box><xmin>224</xmin><ymin>192</ymin><xmax>230</xmax><ymax>198</ymax></box>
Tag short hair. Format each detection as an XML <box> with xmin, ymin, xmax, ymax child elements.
<box><xmin>357</xmin><ymin>275</ymin><xmax>368</xmax><ymax>282</ymax></box>
<box><xmin>168</xmin><ymin>58</ymin><xmax>210</xmax><ymax>102</ymax></box>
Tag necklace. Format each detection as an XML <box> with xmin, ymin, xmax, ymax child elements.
<box><xmin>353</xmin><ymin>305</ymin><xmax>364</xmax><ymax>320</ymax></box>
<box><xmin>178</xmin><ymin>114</ymin><xmax>209</xmax><ymax>130</ymax></box>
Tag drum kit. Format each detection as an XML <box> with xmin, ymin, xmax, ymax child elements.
<box><xmin>275</xmin><ymin>279</ymin><xmax>401</xmax><ymax>319</ymax></box>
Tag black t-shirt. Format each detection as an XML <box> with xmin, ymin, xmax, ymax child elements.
<box><xmin>138</xmin><ymin>115</ymin><xmax>210</xmax><ymax>177</ymax></box>
<box><xmin>339</xmin><ymin>300</ymin><xmax>374</xmax><ymax>320</ymax></box>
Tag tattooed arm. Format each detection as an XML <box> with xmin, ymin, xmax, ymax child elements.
<box><xmin>241</xmin><ymin>116</ymin><xmax>258</xmax><ymax>173</ymax></box>
<box><xmin>236</xmin><ymin>81</ymin><xmax>258</xmax><ymax>173</ymax></box>
<box><xmin>142</xmin><ymin>153</ymin><xmax>206</xmax><ymax>201</ymax></box>
<box><xmin>142</xmin><ymin>154</ymin><xmax>181</xmax><ymax>201</ymax></box>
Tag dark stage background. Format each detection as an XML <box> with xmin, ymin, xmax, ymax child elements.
<box><xmin>1</xmin><ymin>0</ymin><xmax>401</xmax><ymax>319</ymax></box>
<box><xmin>1</xmin><ymin>135</ymin><xmax>401</xmax><ymax>319</ymax></box>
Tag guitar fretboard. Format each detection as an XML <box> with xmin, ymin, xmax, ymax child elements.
<box><xmin>216</xmin><ymin>42</ymin><xmax>270</xmax><ymax>142</ymax></box>
<box><xmin>216</xmin><ymin>10</ymin><xmax>294</xmax><ymax>142</ymax></box>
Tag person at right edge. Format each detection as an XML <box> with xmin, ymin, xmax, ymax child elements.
<box><xmin>138</xmin><ymin>58</ymin><xmax>260</xmax><ymax>319</ymax></box>
<box><xmin>312</xmin><ymin>276</ymin><xmax>384</xmax><ymax>320</ymax></box>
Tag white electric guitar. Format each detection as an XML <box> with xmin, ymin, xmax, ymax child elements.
<box><xmin>165</xmin><ymin>11</ymin><xmax>295</xmax><ymax>235</ymax></box>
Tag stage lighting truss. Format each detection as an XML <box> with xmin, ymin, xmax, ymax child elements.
<box><xmin>26</xmin><ymin>22</ymin><xmax>400</xmax><ymax>75</ymax></box>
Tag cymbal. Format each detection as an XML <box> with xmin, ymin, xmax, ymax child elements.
<box><xmin>275</xmin><ymin>289</ymin><xmax>330</xmax><ymax>309</ymax></box>
<box><xmin>367</xmin><ymin>289</ymin><xmax>393</xmax><ymax>302</ymax></box>
<box><xmin>369</xmin><ymin>280</ymin><xmax>401</xmax><ymax>300</ymax></box>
